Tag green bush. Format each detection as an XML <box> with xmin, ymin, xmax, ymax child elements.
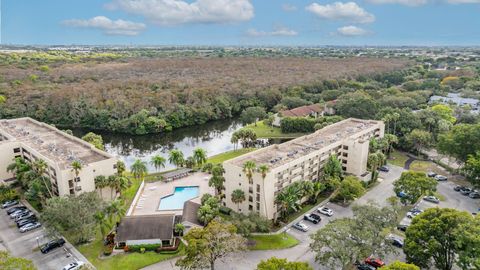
<box><xmin>219</xmin><ymin>206</ymin><xmax>232</xmax><ymax>215</ymax></box>
<box><xmin>127</xmin><ymin>244</ymin><xmax>162</xmax><ymax>252</ymax></box>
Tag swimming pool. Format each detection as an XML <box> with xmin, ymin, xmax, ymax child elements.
<box><xmin>158</xmin><ymin>186</ymin><xmax>199</xmax><ymax>210</ymax></box>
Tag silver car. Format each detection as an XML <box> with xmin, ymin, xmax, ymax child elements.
<box><xmin>292</xmin><ymin>222</ymin><xmax>309</xmax><ymax>232</ymax></box>
<box><xmin>423</xmin><ymin>195</ymin><xmax>440</xmax><ymax>204</ymax></box>
<box><xmin>19</xmin><ymin>222</ymin><xmax>41</xmax><ymax>233</ymax></box>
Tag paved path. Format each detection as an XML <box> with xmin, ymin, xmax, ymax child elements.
<box><xmin>143</xmin><ymin>166</ymin><xmax>405</xmax><ymax>270</ymax></box>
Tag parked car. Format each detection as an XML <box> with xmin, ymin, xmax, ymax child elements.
<box><xmin>62</xmin><ymin>261</ymin><xmax>85</xmax><ymax>270</ymax></box>
<box><xmin>10</xmin><ymin>209</ymin><xmax>29</xmax><ymax>219</ymax></box>
<box><xmin>304</xmin><ymin>213</ymin><xmax>321</xmax><ymax>224</ymax></box>
<box><xmin>407</xmin><ymin>208</ymin><xmax>423</xmax><ymax>218</ymax></box>
<box><xmin>423</xmin><ymin>195</ymin><xmax>440</xmax><ymax>204</ymax></box>
<box><xmin>19</xmin><ymin>222</ymin><xmax>41</xmax><ymax>233</ymax></box>
<box><xmin>397</xmin><ymin>224</ymin><xmax>408</xmax><ymax>232</ymax></box>
<box><xmin>17</xmin><ymin>216</ymin><xmax>37</xmax><ymax>228</ymax></box>
<box><xmin>15</xmin><ymin>211</ymin><xmax>34</xmax><ymax>222</ymax></box>
<box><xmin>461</xmin><ymin>188</ymin><xmax>473</xmax><ymax>196</ymax></box>
<box><xmin>469</xmin><ymin>192</ymin><xmax>480</xmax><ymax>199</ymax></box>
<box><xmin>454</xmin><ymin>185</ymin><xmax>463</xmax><ymax>192</ymax></box>
<box><xmin>434</xmin><ymin>175</ymin><xmax>448</xmax><ymax>181</ymax></box>
<box><xmin>355</xmin><ymin>262</ymin><xmax>376</xmax><ymax>270</ymax></box>
<box><xmin>378</xmin><ymin>166</ymin><xmax>389</xmax><ymax>172</ymax></box>
<box><xmin>386</xmin><ymin>235</ymin><xmax>404</xmax><ymax>248</ymax></box>
<box><xmin>364</xmin><ymin>257</ymin><xmax>385</xmax><ymax>268</ymax></box>
<box><xmin>427</xmin><ymin>172</ymin><xmax>437</xmax><ymax>178</ymax></box>
<box><xmin>317</xmin><ymin>206</ymin><xmax>334</xmax><ymax>216</ymax></box>
<box><xmin>292</xmin><ymin>222</ymin><xmax>309</xmax><ymax>232</ymax></box>
<box><xmin>6</xmin><ymin>205</ymin><xmax>26</xmax><ymax>215</ymax></box>
<box><xmin>1</xmin><ymin>200</ymin><xmax>19</xmax><ymax>209</ymax></box>
<box><xmin>40</xmin><ymin>238</ymin><xmax>66</xmax><ymax>254</ymax></box>
<box><xmin>396</xmin><ymin>191</ymin><xmax>410</xmax><ymax>199</ymax></box>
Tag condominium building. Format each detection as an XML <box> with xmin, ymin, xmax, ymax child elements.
<box><xmin>223</xmin><ymin>118</ymin><xmax>384</xmax><ymax>220</ymax></box>
<box><xmin>0</xmin><ymin>117</ymin><xmax>118</xmax><ymax>196</ymax></box>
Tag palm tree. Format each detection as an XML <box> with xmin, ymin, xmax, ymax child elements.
<box><xmin>230</xmin><ymin>133</ymin><xmax>239</xmax><ymax>151</ymax></box>
<box><xmin>168</xmin><ymin>149</ymin><xmax>185</xmax><ymax>168</ymax></box>
<box><xmin>94</xmin><ymin>175</ymin><xmax>107</xmax><ymax>197</ymax></box>
<box><xmin>193</xmin><ymin>148</ymin><xmax>207</xmax><ymax>167</ymax></box>
<box><xmin>368</xmin><ymin>151</ymin><xmax>386</xmax><ymax>181</ymax></box>
<box><xmin>231</xmin><ymin>189</ymin><xmax>246</xmax><ymax>211</ymax></box>
<box><xmin>391</xmin><ymin>112</ymin><xmax>400</xmax><ymax>135</ymax></box>
<box><xmin>71</xmin><ymin>160</ymin><xmax>82</xmax><ymax>195</ymax></box>
<box><xmin>94</xmin><ymin>211</ymin><xmax>113</xmax><ymax>239</ymax></box>
<box><xmin>150</xmin><ymin>155</ymin><xmax>166</xmax><ymax>172</ymax></box>
<box><xmin>130</xmin><ymin>159</ymin><xmax>148</xmax><ymax>180</ymax></box>
<box><xmin>301</xmin><ymin>181</ymin><xmax>315</xmax><ymax>202</ymax></box>
<box><xmin>116</xmin><ymin>160</ymin><xmax>126</xmax><ymax>176</ymax></box>
<box><xmin>33</xmin><ymin>159</ymin><xmax>54</xmax><ymax>198</ymax></box>
<box><xmin>106</xmin><ymin>199</ymin><xmax>126</xmax><ymax>224</ymax></box>
<box><xmin>113</xmin><ymin>175</ymin><xmax>131</xmax><ymax>197</ymax></box>
<box><xmin>242</xmin><ymin>161</ymin><xmax>256</xmax><ymax>184</ymax></box>
<box><xmin>185</xmin><ymin>156</ymin><xmax>196</xmax><ymax>169</ymax></box>
<box><xmin>312</xmin><ymin>181</ymin><xmax>326</xmax><ymax>201</ymax></box>
<box><xmin>107</xmin><ymin>175</ymin><xmax>117</xmax><ymax>200</ymax></box>
<box><xmin>257</xmin><ymin>164</ymin><xmax>270</xmax><ymax>219</ymax></box>
<box><xmin>174</xmin><ymin>223</ymin><xmax>185</xmax><ymax>236</ymax></box>
<box><xmin>275</xmin><ymin>185</ymin><xmax>301</xmax><ymax>221</ymax></box>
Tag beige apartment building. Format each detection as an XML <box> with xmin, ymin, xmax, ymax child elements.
<box><xmin>223</xmin><ymin>118</ymin><xmax>385</xmax><ymax>220</ymax></box>
<box><xmin>0</xmin><ymin>117</ymin><xmax>118</xmax><ymax>196</ymax></box>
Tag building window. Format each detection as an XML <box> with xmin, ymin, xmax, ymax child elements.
<box><xmin>74</xmin><ymin>177</ymin><xmax>81</xmax><ymax>183</ymax></box>
<box><xmin>249</xmin><ymin>187</ymin><xmax>253</xmax><ymax>193</ymax></box>
<box><xmin>256</xmin><ymin>194</ymin><xmax>260</xmax><ymax>201</ymax></box>
<box><xmin>238</xmin><ymin>183</ymin><xmax>242</xmax><ymax>186</ymax></box>
<box><xmin>256</xmin><ymin>184</ymin><xmax>260</xmax><ymax>192</ymax></box>
<box><xmin>342</xmin><ymin>166</ymin><xmax>347</xmax><ymax>171</ymax></box>
<box><xmin>256</xmin><ymin>203</ymin><xmax>260</xmax><ymax>211</ymax></box>
<box><xmin>342</xmin><ymin>152</ymin><xmax>348</xmax><ymax>157</ymax></box>
<box><xmin>248</xmin><ymin>196</ymin><xmax>253</xmax><ymax>202</ymax></box>
<box><xmin>343</xmin><ymin>145</ymin><xmax>348</xmax><ymax>150</ymax></box>
<box><xmin>249</xmin><ymin>205</ymin><xmax>253</xmax><ymax>211</ymax></box>
<box><xmin>13</xmin><ymin>148</ymin><xmax>20</xmax><ymax>153</ymax></box>
<box><xmin>342</xmin><ymin>160</ymin><xmax>347</xmax><ymax>164</ymax></box>
<box><xmin>239</xmin><ymin>173</ymin><xmax>242</xmax><ymax>177</ymax></box>
<box><xmin>113</xmin><ymin>164</ymin><xmax>117</xmax><ymax>169</ymax></box>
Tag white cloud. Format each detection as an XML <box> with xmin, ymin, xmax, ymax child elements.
<box><xmin>306</xmin><ymin>2</ymin><xmax>375</xmax><ymax>24</ymax></box>
<box><xmin>107</xmin><ymin>0</ymin><xmax>254</xmax><ymax>25</ymax></box>
<box><xmin>281</xmin><ymin>3</ymin><xmax>298</xmax><ymax>11</ymax></box>
<box><xmin>246</xmin><ymin>27</ymin><xmax>298</xmax><ymax>37</ymax></box>
<box><xmin>63</xmin><ymin>16</ymin><xmax>146</xmax><ymax>36</ymax></box>
<box><xmin>366</xmin><ymin>0</ymin><xmax>428</xmax><ymax>6</ymax></box>
<box><xmin>446</xmin><ymin>0</ymin><xmax>480</xmax><ymax>3</ymax></box>
<box><xmin>337</xmin><ymin>25</ymin><xmax>370</xmax><ymax>36</ymax></box>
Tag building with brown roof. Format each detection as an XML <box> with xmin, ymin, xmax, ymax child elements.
<box><xmin>116</xmin><ymin>214</ymin><xmax>175</xmax><ymax>247</ymax></box>
<box><xmin>181</xmin><ymin>201</ymin><xmax>202</xmax><ymax>233</ymax></box>
<box><xmin>280</xmin><ymin>104</ymin><xmax>324</xmax><ymax>118</ymax></box>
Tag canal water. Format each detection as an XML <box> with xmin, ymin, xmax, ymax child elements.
<box><xmin>73</xmin><ymin>119</ymin><xmax>243</xmax><ymax>172</ymax></box>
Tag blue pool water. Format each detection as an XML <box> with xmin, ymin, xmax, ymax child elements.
<box><xmin>158</xmin><ymin>186</ymin><xmax>200</xmax><ymax>210</ymax></box>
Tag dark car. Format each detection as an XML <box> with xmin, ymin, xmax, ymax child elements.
<box><xmin>469</xmin><ymin>192</ymin><xmax>480</xmax><ymax>199</ymax></box>
<box><xmin>427</xmin><ymin>172</ymin><xmax>437</xmax><ymax>178</ymax></box>
<box><xmin>41</xmin><ymin>238</ymin><xmax>66</xmax><ymax>254</ymax></box>
<box><xmin>355</xmin><ymin>262</ymin><xmax>376</xmax><ymax>270</ymax></box>
<box><xmin>17</xmin><ymin>216</ymin><xmax>37</xmax><ymax>228</ymax></box>
<box><xmin>378</xmin><ymin>166</ymin><xmax>389</xmax><ymax>172</ymax></box>
<box><xmin>461</xmin><ymin>188</ymin><xmax>473</xmax><ymax>196</ymax></box>
<box><xmin>387</xmin><ymin>235</ymin><xmax>404</xmax><ymax>248</ymax></box>
<box><xmin>365</xmin><ymin>257</ymin><xmax>385</xmax><ymax>268</ymax></box>
<box><xmin>304</xmin><ymin>213</ymin><xmax>322</xmax><ymax>224</ymax></box>
<box><xmin>454</xmin><ymin>185</ymin><xmax>463</xmax><ymax>192</ymax></box>
<box><xmin>6</xmin><ymin>206</ymin><xmax>26</xmax><ymax>215</ymax></box>
<box><xmin>397</xmin><ymin>224</ymin><xmax>408</xmax><ymax>232</ymax></box>
<box><xmin>1</xmin><ymin>200</ymin><xmax>19</xmax><ymax>209</ymax></box>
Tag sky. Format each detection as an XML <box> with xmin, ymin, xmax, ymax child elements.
<box><xmin>2</xmin><ymin>0</ymin><xmax>480</xmax><ymax>46</ymax></box>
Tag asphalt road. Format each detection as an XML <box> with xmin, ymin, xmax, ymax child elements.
<box><xmin>0</xmin><ymin>202</ymin><xmax>90</xmax><ymax>270</ymax></box>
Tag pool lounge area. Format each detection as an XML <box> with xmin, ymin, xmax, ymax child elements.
<box><xmin>158</xmin><ymin>186</ymin><xmax>200</xmax><ymax>211</ymax></box>
<box><xmin>128</xmin><ymin>171</ymin><xmax>214</xmax><ymax>216</ymax></box>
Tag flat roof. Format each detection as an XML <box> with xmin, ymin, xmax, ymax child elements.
<box><xmin>0</xmin><ymin>117</ymin><xmax>113</xmax><ymax>169</ymax></box>
<box><xmin>227</xmin><ymin>118</ymin><xmax>381</xmax><ymax>169</ymax></box>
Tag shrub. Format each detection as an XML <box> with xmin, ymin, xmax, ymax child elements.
<box><xmin>127</xmin><ymin>244</ymin><xmax>162</xmax><ymax>252</ymax></box>
<box><xmin>219</xmin><ymin>206</ymin><xmax>232</xmax><ymax>215</ymax></box>
<box><xmin>103</xmin><ymin>245</ymin><xmax>113</xmax><ymax>256</ymax></box>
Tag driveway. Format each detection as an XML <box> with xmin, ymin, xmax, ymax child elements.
<box><xmin>0</xmin><ymin>202</ymin><xmax>91</xmax><ymax>270</ymax></box>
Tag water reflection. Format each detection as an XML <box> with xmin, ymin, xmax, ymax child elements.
<box><xmin>73</xmin><ymin>119</ymin><xmax>243</xmax><ymax>172</ymax></box>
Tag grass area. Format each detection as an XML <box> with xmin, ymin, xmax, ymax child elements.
<box><xmin>248</xmin><ymin>233</ymin><xmax>299</xmax><ymax>250</ymax></box>
<box><xmin>243</xmin><ymin>121</ymin><xmax>307</xmax><ymax>139</ymax></box>
<box><xmin>77</xmin><ymin>238</ymin><xmax>185</xmax><ymax>270</ymax></box>
<box><xmin>388</xmin><ymin>150</ymin><xmax>409</xmax><ymax>167</ymax></box>
<box><xmin>408</xmin><ymin>160</ymin><xmax>446</xmax><ymax>176</ymax></box>
<box><xmin>206</xmin><ymin>148</ymin><xmax>256</xmax><ymax>164</ymax></box>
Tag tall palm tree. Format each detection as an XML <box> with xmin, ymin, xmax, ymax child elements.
<box><xmin>130</xmin><ymin>159</ymin><xmax>148</xmax><ymax>181</ymax></box>
<box><xmin>71</xmin><ymin>160</ymin><xmax>82</xmax><ymax>195</ymax></box>
<box><xmin>230</xmin><ymin>133</ymin><xmax>239</xmax><ymax>150</ymax></box>
<box><xmin>113</xmin><ymin>175</ymin><xmax>131</xmax><ymax>197</ymax></box>
<box><xmin>150</xmin><ymin>155</ymin><xmax>166</xmax><ymax>172</ymax></box>
<box><xmin>275</xmin><ymin>187</ymin><xmax>300</xmax><ymax>221</ymax></box>
<box><xmin>231</xmin><ymin>189</ymin><xmax>246</xmax><ymax>211</ymax></box>
<box><xmin>257</xmin><ymin>164</ymin><xmax>270</xmax><ymax>219</ymax></box>
<box><xmin>301</xmin><ymin>181</ymin><xmax>315</xmax><ymax>202</ymax></box>
<box><xmin>168</xmin><ymin>149</ymin><xmax>185</xmax><ymax>168</ymax></box>
<box><xmin>33</xmin><ymin>159</ymin><xmax>54</xmax><ymax>198</ymax></box>
<box><xmin>94</xmin><ymin>175</ymin><xmax>107</xmax><ymax>197</ymax></box>
<box><xmin>193</xmin><ymin>148</ymin><xmax>207</xmax><ymax>167</ymax></box>
<box><xmin>94</xmin><ymin>211</ymin><xmax>113</xmax><ymax>239</ymax></box>
<box><xmin>107</xmin><ymin>175</ymin><xmax>117</xmax><ymax>200</ymax></box>
<box><xmin>116</xmin><ymin>160</ymin><xmax>126</xmax><ymax>176</ymax></box>
<box><xmin>185</xmin><ymin>156</ymin><xmax>196</xmax><ymax>169</ymax></box>
<box><xmin>106</xmin><ymin>199</ymin><xmax>126</xmax><ymax>224</ymax></box>
<box><xmin>243</xmin><ymin>160</ymin><xmax>256</xmax><ymax>184</ymax></box>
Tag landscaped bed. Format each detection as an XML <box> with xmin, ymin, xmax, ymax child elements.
<box><xmin>248</xmin><ymin>233</ymin><xmax>299</xmax><ymax>250</ymax></box>
<box><xmin>243</xmin><ymin>121</ymin><xmax>307</xmax><ymax>139</ymax></box>
<box><xmin>206</xmin><ymin>148</ymin><xmax>256</xmax><ymax>164</ymax></box>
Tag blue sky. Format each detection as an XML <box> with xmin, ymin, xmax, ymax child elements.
<box><xmin>2</xmin><ymin>0</ymin><xmax>480</xmax><ymax>46</ymax></box>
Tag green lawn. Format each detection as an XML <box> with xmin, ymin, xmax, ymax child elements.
<box><xmin>388</xmin><ymin>150</ymin><xmax>409</xmax><ymax>167</ymax></box>
<box><xmin>77</xmin><ymin>238</ymin><xmax>184</xmax><ymax>270</ymax></box>
<box><xmin>409</xmin><ymin>160</ymin><xmax>443</xmax><ymax>175</ymax></box>
<box><xmin>243</xmin><ymin>121</ymin><xmax>307</xmax><ymax>139</ymax></box>
<box><xmin>248</xmin><ymin>233</ymin><xmax>299</xmax><ymax>250</ymax></box>
<box><xmin>206</xmin><ymin>148</ymin><xmax>256</xmax><ymax>164</ymax></box>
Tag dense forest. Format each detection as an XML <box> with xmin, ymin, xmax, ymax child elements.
<box><xmin>0</xmin><ymin>51</ymin><xmax>409</xmax><ymax>134</ymax></box>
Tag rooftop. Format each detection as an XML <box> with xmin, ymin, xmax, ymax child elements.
<box><xmin>0</xmin><ymin>117</ymin><xmax>113</xmax><ymax>169</ymax></box>
<box><xmin>280</xmin><ymin>104</ymin><xmax>323</xmax><ymax>117</ymax></box>
<box><xmin>430</xmin><ymin>93</ymin><xmax>479</xmax><ymax>106</ymax></box>
<box><xmin>116</xmin><ymin>214</ymin><xmax>174</xmax><ymax>242</ymax></box>
<box><xmin>227</xmin><ymin>118</ymin><xmax>381</xmax><ymax>169</ymax></box>
<box><xmin>181</xmin><ymin>201</ymin><xmax>202</xmax><ymax>226</ymax></box>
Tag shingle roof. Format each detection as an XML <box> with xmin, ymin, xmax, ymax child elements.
<box><xmin>181</xmin><ymin>201</ymin><xmax>202</xmax><ymax>226</ymax></box>
<box><xmin>280</xmin><ymin>104</ymin><xmax>323</xmax><ymax>117</ymax></box>
<box><xmin>116</xmin><ymin>215</ymin><xmax>174</xmax><ymax>242</ymax></box>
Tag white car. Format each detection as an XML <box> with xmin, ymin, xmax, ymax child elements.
<box><xmin>62</xmin><ymin>261</ymin><xmax>85</xmax><ymax>270</ymax></box>
<box><xmin>292</xmin><ymin>222</ymin><xmax>309</xmax><ymax>232</ymax></box>
<box><xmin>317</xmin><ymin>206</ymin><xmax>334</xmax><ymax>216</ymax></box>
<box><xmin>406</xmin><ymin>209</ymin><xmax>423</xmax><ymax>219</ymax></box>
<box><xmin>19</xmin><ymin>222</ymin><xmax>41</xmax><ymax>233</ymax></box>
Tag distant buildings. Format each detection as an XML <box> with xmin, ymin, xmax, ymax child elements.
<box><xmin>273</xmin><ymin>103</ymin><xmax>335</xmax><ymax>127</ymax></box>
<box><xmin>429</xmin><ymin>93</ymin><xmax>479</xmax><ymax>112</ymax></box>
<box><xmin>0</xmin><ymin>117</ymin><xmax>118</xmax><ymax>196</ymax></box>
<box><xmin>223</xmin><ymin>118</ymin><xmax>384</xmax><ymax>220</ymax></box>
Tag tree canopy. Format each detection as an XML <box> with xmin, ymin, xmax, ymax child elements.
<box><xmin>393</xmin><ymin>171</ymin><xmax>437</xmax><ymax>204</ymax></box>
<box><xmin>0</xmin><ymin>251</ymin><xmax>36</xmax><ymax>270</ymax></box>
<box><xmin>81</xmin><ymin>132</ymin><xmax>105</xmax><ymax>150</ymax></box>
<box><xmin>256</xmin><ymin>257</ymin><xmax>313</xmax><ymax>270</ymax></box>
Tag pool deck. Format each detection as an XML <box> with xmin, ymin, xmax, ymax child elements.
<box><xmin>130</xmin><ymin>171</ymin><xmax>215</xmax><ymax>216</ymax></box>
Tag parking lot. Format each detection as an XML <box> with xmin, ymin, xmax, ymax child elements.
<box><xmin>0</xmin><ymin>201</ymin><xmax>90</xmax><ymax>270</ymax></box>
